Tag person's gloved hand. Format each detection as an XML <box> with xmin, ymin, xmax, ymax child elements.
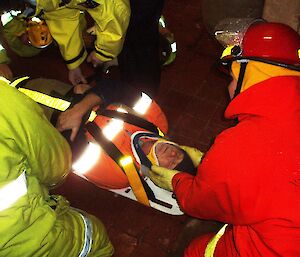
<box><xmin>87</xmin><ymin>51</ymin><xmax>104</xmax><ymax>68</ymax></box>
<box><xmin>69</xmin><ymin>66</ymin><xmax>87</xmax><ymax>85</ymax></box>
<box><xmin>180</xmin><ymin>146</ymin><xmax>204</xmax><ymax>167</ymax></box>
<box><xmin>147</xmin><ymin>165</ymin><xmax>180</xmax><ymax>191</ymax></box>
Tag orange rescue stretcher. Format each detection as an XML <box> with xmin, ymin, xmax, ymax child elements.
<box><xmin>12</xmin><ymin>77</ymin><xmax>183</xmax><ymax>215</ymax></box>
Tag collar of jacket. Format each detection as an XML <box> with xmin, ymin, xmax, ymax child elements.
<box><xmin>225</xmin><ymin>75</ymin><xmax>300</xmax><ymax>121</ymax></box>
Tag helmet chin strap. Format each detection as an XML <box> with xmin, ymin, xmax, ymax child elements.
<box><xmin>234</xmin><ymin>61</ymin><xmax>248</xmax><ymax>98</ymax></box>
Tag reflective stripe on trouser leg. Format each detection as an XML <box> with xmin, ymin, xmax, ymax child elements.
<box><xmin>0</xmin><ymin>171</ymin><xmax>27</xmax><ymax>212</ymax></box>
<box><xmin>204</xmin><ymin>224</ymin><xmax>228</xmax><ymax>257</ymax></box>
<box><xmin>72</xmin><ymin>208</ymin><xmax>93</xmax><ymax>257</ymax></box>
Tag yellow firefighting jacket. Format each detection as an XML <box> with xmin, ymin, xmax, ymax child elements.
<box><xmin>36</xmin><ymin>0</ymin><xmax>130</xmax><ymax>69</ymax></box>
<box><xmin>0</xmin><ymin>44</ymin><xmax>9</xmax><ymax>63</ymax></box>
<box><xmin>0</xmin><ymin>77</ymin><xmax>113</xmax><ymax>257</ymax></box>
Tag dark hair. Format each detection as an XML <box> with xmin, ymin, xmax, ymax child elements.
<box><xmin>174</xmin><ymin>150</ymin><xmax>197</xmax><ymax>175</ymax></box>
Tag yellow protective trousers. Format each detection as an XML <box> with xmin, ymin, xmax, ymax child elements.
<box><xmin>0</xmin><ymin>77</ymin><xmax>113</xmax><ymax>257</ymax></box>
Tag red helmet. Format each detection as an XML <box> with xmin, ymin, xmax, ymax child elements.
<box><xmin>243</xmin><ymin>22</ymin><xmax>300</xmax><ymax>66</ymax></box>
<box><xmin>215</xmin><ymin>18</ymin><xmax>300</xmax><ymax>68</ymax></box>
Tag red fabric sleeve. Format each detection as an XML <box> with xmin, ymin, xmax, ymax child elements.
<box><xmin>172</xmin><ymin>132</ymin><xmax>238</xmax><ymax>223</ymax></box>
<box><xmin>172</xmin><ymin>126</ymin><xmax>270</xmax><ymax>225</ymax></box>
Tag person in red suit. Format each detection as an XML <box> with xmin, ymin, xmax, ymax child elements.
<box><xmin>148</xmin><ymin>19</ymin><xmax>300</xmax><ymax>257</ymax></box>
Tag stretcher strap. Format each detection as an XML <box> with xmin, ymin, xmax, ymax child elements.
<box><xmin>85</xmin><ymin>122</ymin><xmax>151</xmax><ymax>206</ymax></box>
<box><xmin>119</xmin><ymin>156</ymin><xmax>150</xmax><ymax>206</ymax></box>
<box><xmin>98</xmin><ymin>109</ymin><xmax>159</xmax><ymax>135</ymax></box>
<box><xmin>86</xmin><ymin>122</ymin><xmax>125</xmax><ymax>167</ymax></box>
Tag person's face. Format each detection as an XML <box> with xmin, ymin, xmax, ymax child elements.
<box><xmin>228</xmin><ymin>75</ymin><xmax>238</xmax><ymax>99</ymax></box>
<box><xmin>155</xmin><ymin>143</ymin><xmax>184</xmax><ymax>169</ymax></box>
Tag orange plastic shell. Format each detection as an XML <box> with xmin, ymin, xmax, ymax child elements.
<box><xmin>83</xmin><ymin>101</ymin><xmax>168</xmax><ymax>189</ymax></box>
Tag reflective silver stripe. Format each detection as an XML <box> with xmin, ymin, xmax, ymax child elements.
<box><xmin>0</xmin><ymin>171</ymin><xmax>27</xmax><ymax>211</ymax></box>
<box><xmin>74</xmin><ymin>209</ymin><xmax>93</xmax><ymax>257</ymax></box>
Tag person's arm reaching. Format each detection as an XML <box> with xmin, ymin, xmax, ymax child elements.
<box><xmin>56</xmin><ymin>92</ymin><xmax>102</xmax><ymax>141</ymax></box>
<box><xmin>86</xmin><ymin>0</ymin><xmax>130</xmax><ymax>65</ymax></box>
<box><xmin>56</xmin><ymin>79</ymin><xmax>145</xmax><ymax>140</ymax></box>
<box><xmin>42</xmin><ymin>8</ymin><xmax>87</xmax><ymax>85</ymax></box>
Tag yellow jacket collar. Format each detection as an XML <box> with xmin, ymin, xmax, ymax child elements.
<box><xmin>232</xmin><ymin>61</ymin><xmax>300</xmax><ymax>93</ymax></box>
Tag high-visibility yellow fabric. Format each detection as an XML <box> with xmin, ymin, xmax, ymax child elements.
<box><xmin>204</xmin><ymin>224</ymin><xmax>228</xmax><ymax>257</ymax></box>
<box><xmin>1</xmin><ymin>16</ymin><xmax>42</xmax><ymax>57</ymax></box>
<box><xmin>221</xmin><ymin>46</ymin><xmax>235</xmax><ymax>59</ymax></box>
<box><xmin>0</xmin><ymin>46</ymin><xmax>10</xmax><ymax>64</ymax></box>
<box><xmin>180</xmin><ymin>145</ymin><xmax>204</xmax><ymax>167</ymax></box>
<box><xmin>0</xmin><ymin>80</ymin><xmax>113</xmax><ymax>257</ymax></box>
<box><xmin>21</xmin><ymin>78</ymin><xmax>73</xmax><ymax>121</ymax></box>
<box><xmin>231</xmin><ymin>61</ymin><xmax>300</xmax><ymax>93</ymax></box>
<box><xmin>18</xmin><ymin>88</ymin><xmax>71</xmax><ymax>111</ymax></box>
<box><xmin>19</xmin><ymin>78</ymin><xmax>97</xmax><ymax>122</ymax></box>
<box><xmin>37</xmin><ymin>0</ymin><xmax>130</xmax><ymax>69</ymax></box>
<box><xmin>9</xmin><ymin>76</ymin><xmax>30</xmax><ymax>87</ymax></box>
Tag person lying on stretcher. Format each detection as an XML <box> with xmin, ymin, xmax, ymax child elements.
<box><xmin>14</xmin><ymin>76</ymin><xmax>202</xmax><ymax>214</ymax></box>
<box><xmin>55</xmin><ymin>78</ymin><xmax>200</xmax><ymax>191</ymax></box>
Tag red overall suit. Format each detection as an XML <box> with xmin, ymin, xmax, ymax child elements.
<box><xmin>172</xmin><ymin>73</ymin><xmax>300</xmax><ymax>256</ymax></box>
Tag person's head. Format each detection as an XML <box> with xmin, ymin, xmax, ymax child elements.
<box><xmin>215</xmin><ymin>19</ymin><xmax>300</xmax><ymax>98</ymax></box>
<box><xmin>142</xmin><ymin>139</ymin><xmax>196</xmax><ymax>175</ymax></box>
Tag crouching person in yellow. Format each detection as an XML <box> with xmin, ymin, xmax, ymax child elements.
<box><xmin>0</xmin><ymin>77</ymin><xmax>113</xmax><ymax>257</ymax></box>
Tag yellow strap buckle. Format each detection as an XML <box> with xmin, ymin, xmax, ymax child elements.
<box><xmin>120</xmin><ymin>156</ymin><xmax>150</xmax><ymax>207</ymax></box>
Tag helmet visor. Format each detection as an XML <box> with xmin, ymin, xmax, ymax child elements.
<box><xmin>215</xmin><ymin>18</ymin><xmax>264</xmax><ymax>59</ymax></box>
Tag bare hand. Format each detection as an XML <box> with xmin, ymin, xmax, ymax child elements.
<box><xmin>73</xmin><ymin>83</ymin><xmax>92</xmax><ymax>94</ymax></box>
<box><xmin>56</xmin><ymin>105</ymin><xmax>85</xmax><ymax>141</ymax></box>
<box><xmin>0</xmin><ymin>63</ymin><xmax>13</xmax><ymax>80</ymax></box>
<box><xmin>87</xmin><ymin>51</ymin><xmax>104</xmax><ymax>68</ymax></box>
<box><xmin>68</xmin><ymin>67</ymin><xmax>87</xmax><ymax>86</ymax></box>
<box><xmin>56</xmin><ymin>92</ymin><xmax>103</xmax><ymax>141</ymax></box>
